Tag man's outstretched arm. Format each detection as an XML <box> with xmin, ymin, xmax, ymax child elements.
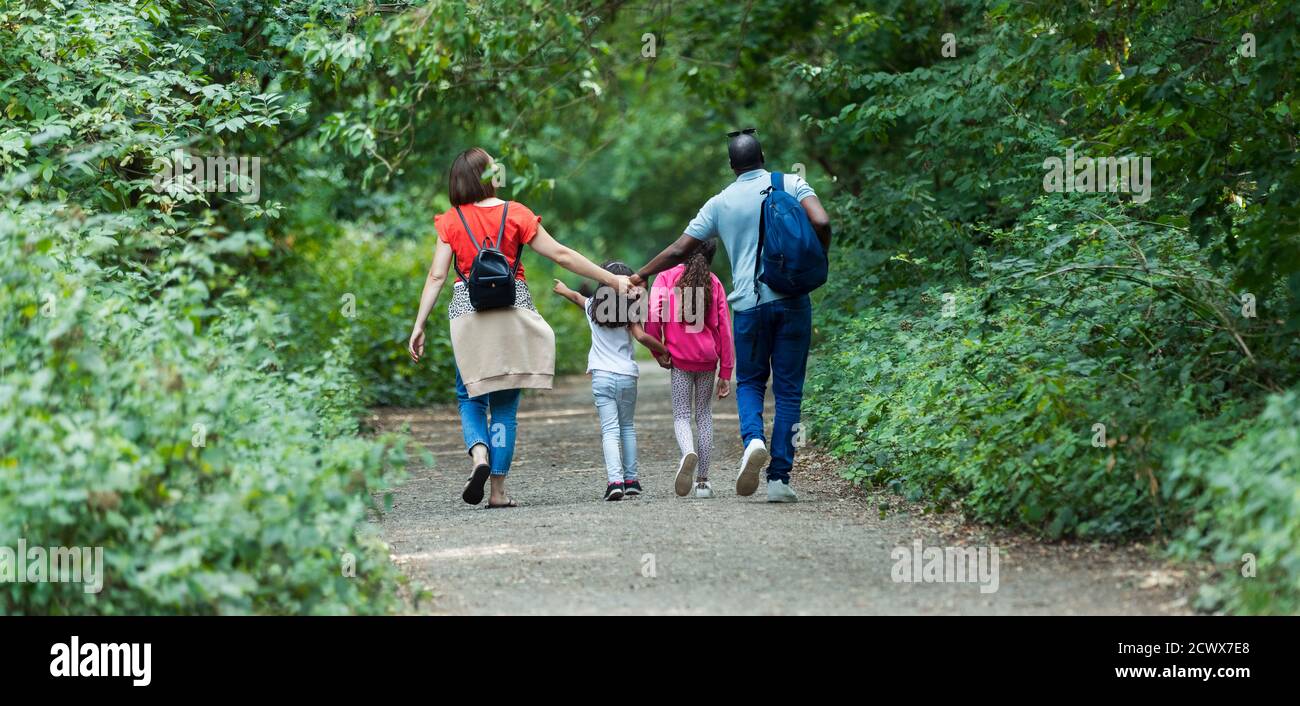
<box><xmin>629</xmin><ymin>233</ymin><xmax>703</xmax><ymax>288</ymax></box>
<box><xmin>800</xmin><ymin>195</ymin><xmax>832</xmax><ymax>253</ymax></box>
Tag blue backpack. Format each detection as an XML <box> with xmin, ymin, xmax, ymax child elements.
<box><xmin>756</xmin><ymin>172</ymin><xmax>827</xmax><ymax>296</ymax></box>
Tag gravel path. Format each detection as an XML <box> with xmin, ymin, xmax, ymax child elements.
<box><xmin>374</xmin><ymin>365</ymin><xmax>1194</xmax><ymax>615</ymax></box>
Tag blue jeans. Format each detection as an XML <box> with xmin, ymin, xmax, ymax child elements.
<box><xmin>454</xmin><ymin>368</ymin><xmax>521</xmax><ymax>476</ymax></box>
<box><xmin>733</xmin><ymin>295</ymin><xmax>812</xmax><ymax>483</ymax></box>
<box><xmin>591</xmin><ymin>370</ymin><xmax>638</xmax><ymax>484</ymax></box>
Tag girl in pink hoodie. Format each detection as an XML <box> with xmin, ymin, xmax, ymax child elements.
<box><xmin>645</xmin><ymin>240</ymin><xmax>734</xmax><ymax>499</ymax></box>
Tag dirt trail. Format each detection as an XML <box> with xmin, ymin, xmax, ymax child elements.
<box><xmin>374</xmin><ymin>365</ymin><xmax>1192</xmax><ymax>615</ymax></box>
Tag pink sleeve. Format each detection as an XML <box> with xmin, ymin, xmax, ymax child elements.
<box><xmin>644</xmin><ymin>275</ymin><xmax>667</xmax><ymax>343</ymax></box>
<box><xmin>713</xmin><ymin>277</ymin><xmax>734</xmax><ymax>380</ymax></box>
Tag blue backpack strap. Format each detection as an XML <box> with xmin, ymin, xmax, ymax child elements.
<box><xmin>755</xmin><ymin>172</ymin><xmax>784</xmax><ymax>294</ymax></box>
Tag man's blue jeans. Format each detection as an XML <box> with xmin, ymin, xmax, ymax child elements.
<box><xmin>454</xmin><ymin>367</ymin><xmax>521</xmax><ymax>476</ymax></box>
<box><xmin>733</xmin><ymin>295</ymin><xmax>812</xmax><ymax>483</ymax></box>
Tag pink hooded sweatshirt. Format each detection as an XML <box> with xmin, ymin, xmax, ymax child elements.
<box><xmin>645</xmin><ymin>264</ymin><xmax>734</xmax><ymax>380</ymax></box>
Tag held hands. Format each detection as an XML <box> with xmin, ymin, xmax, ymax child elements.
<box><xmin>717</xmin><ymin>378</ymin><xmax>730</xmax><ymax>399</ymax></box>
<box><xmin>612</xmin><ymin>274</ymin><xmax>644</xmax><ymax>300</ymax></box>
<box><xmin>655</xmin><ymin>352</ymin><xmax>673</xmax><ymax>369</ymax></box>
<box><xmin>408</xmin><ymin>328</ymin><xmax>425</xmax><ymax>363</ymax></box>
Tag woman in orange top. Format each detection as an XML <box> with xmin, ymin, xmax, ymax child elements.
<box><xmin>408</xmin><ymin>148</ymin><xmax>635</xmax><ymax>508</ymax></box>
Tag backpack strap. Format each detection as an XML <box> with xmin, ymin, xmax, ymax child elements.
<box><xmin>493</xmin><ymin>201</ymin><xmax>509</xmax><ymax>248</ymax></box>
<box><xmin>753</xmin><ymin>172</ymin><xmax>783</xmax><ymax>296</ymax></box>
<box><xmin>452</xmin><ymin>202</ymin><xmax>519</xmax><ymax>282</ymax></box>
<box><xmin>499</xmin><ymin>201</ymin><xmax>523</xmax><ymax>280</ymax></box>
<box><xmin>452</xmin><ymin>205</ymin><xmax>482</xmax><ymax>282</ymax></box>
<box><xmin>451</xmin><ymin>249</ymin><xmax>468</xmax><ymax>283</ymax></box>
<box><xmin>454</xmin><ymin>205</ymin><xmax>485</xmax><ymax>252</ymax></box>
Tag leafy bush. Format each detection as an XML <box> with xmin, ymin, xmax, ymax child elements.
<box><xmin>808</xmin><ymin>199</ymin><xmax>1294</xmax><ymax>535</ymax></box>
<box><xmin>0</xmin><ymin>0</ymin><xmax>417</xmax><ymax>615</ymax></box>
<box><xmin>1167</xmin><ymin>389</ymin><xmax>1300</xmax><ymax>614</ymax></box>
<box><xmin>0</xmin><ymin>204</ymin><xmax>407</xmax><ymax>615</ymax></box>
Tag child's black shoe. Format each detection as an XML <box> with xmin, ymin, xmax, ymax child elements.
<box><xmin>604</xmin><ymin>482</ymin><xmax>624</xmax><ymax>501</ymax></box>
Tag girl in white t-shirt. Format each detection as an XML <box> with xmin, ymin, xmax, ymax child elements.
<box><xmin>553</xmin><ymin>262</ymin><xmax>670</xmax><ymax>501</ymax></box>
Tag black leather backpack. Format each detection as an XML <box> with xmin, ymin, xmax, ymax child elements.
<box><xmin>453</xmin><ymin>202</ymin><xmax>520</xmax><ymax>310</ymax></box>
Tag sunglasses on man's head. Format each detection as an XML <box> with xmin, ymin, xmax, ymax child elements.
<box><xmin>727</xmin><ymin>128</ymin><xmax>757</xmax><ymax>138</ymax></box>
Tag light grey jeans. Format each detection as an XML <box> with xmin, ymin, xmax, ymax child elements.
<box><xmin>591</xmin><ymin>370</ymin><xmax>638</xmax><ymax>484</ymax></box>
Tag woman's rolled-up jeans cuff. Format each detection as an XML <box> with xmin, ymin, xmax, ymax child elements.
<box><xmin>462</xmin><ymin>440</ymin><xmax>510</xmax><ymax>476</ymax></box>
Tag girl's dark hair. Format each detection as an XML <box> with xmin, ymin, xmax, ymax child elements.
<box><xmin>679</xmin><ymin>240</ymin><xmax>718</xmax><ymax>325</ymax></box>
<box><xmin>448</xmin><ymin>147</ymin><xmax>497</xmax><ymax>206</ymax></box>
<box><xmin>588</xmin><ymin>260</ymin><xmax>637</xmax><ymax>329</ymax></box>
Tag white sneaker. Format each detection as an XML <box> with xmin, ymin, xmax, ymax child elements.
<box><xmin>674</xmin><ymin>452</ymin><xmax>698</xmax><ymax>497</ymax></box>
<box><xmin>735</xmin><ymin>439</ymin><xmax>769</xmax><ymax>497</ymax></box>
<box><xmin>766</xmin><ymin>479</ymin><xmax>798</xmax><ymax>503</ymax></box>
<box><xmin>694</xmin><ymin>481</ymin><xmax>714</xmax><ymax>499</ymax></box>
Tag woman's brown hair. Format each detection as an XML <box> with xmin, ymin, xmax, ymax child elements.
<box><xmin>448</xmin><ymin>147</ymin><xmax>497</xmax><ymax>206</ymax></box>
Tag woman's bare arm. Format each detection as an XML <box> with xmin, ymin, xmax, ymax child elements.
<box><xmin>529</xmin><ymin>223</ymin><xmax>633</xmax><ymax>293</ymax></box>
<box><xmin>408</xmin><ymin>239</ymin><xmax>453</xmax><ymax>362</ymax></box>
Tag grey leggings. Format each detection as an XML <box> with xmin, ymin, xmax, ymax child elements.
<box><xmin>670</xmin><ymin>368</ymin><xmax>715</xmax><ymax>480</ymax></box>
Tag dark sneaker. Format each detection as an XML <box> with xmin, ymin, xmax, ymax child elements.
<box><xmin>604</xmin><ymin>482</ymin><xmax>624</xmax><ymax>501</ymax></box>
<box><xmin>623</xmin><ymin>480</ymin><xmax>642</xmax><ymax>497</ymax></box>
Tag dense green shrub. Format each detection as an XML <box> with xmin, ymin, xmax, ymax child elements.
<box><xmin>1167</xmin><ymin>388</ymin><xmax>1300</xmax><ymax>614</ymax></box>
<box><xmin>0</xmin><ymin>205</ymin><xmax>407</xmax><ymax>614</ymax></box>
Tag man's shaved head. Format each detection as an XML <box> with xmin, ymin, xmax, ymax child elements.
<box><xmin>728</xmin><ymin>132</ymin><xmax>764</xmax><ymax>173</ymax></box>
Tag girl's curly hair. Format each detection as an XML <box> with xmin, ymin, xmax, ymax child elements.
<box><xmin>678</xmin><ymin>239</ymin><xmax>718</xmax><ymax>326</ymax></box>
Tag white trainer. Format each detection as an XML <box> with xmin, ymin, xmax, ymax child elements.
<box><xmin>674</xmin><ymin>452</ymin><xmax>698</xmax><ymax>497</ymax></box>
<box><xmin>735</xmin><ymin>439</ymin><xmax>769</xmax><ymax>497</ymax></box>
<box><xmin>766</xmin><ymin>479</ymin><xmax>798</xmax><ymax>503</ymax></box>
<box><xmin>694</xmin><ymin>481</ymin><xmax>714</xmax><ymax>499</ymax></box>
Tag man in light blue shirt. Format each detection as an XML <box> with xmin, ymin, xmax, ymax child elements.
<box><xmin>682</xmin><ymin>166</ymin><xmax>819</xmax><ymax>311</ymax></box>
<box><xmin>630</xmin><ymin>130</ymin><xmax>832</xmax><ymax>502</ymax></box>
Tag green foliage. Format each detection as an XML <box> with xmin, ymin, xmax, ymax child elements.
<box><xmin>0</xmin><ymin>0</ymin><xmax>630</xmax><ymax>613</ymax></box>
<box><xmin>795</xmin><ymin>0</ymin><xmax>1300</xmax><ymax>322</ymax></box>
<box><xmin>736</xmin><ymin>0</ymin><xmax>1300</xmax><ymax>612</ymax></box>
<box><xmin>1167</xmin><ymin>388</ymin><xmax>1300</xmax><ymax>614</ymax></box>
<box><xmin>808</xmin><ymin>199</ymin><xmax>1295</xmax><ymax>535</ymax></box>
<box><xmin>1</xmin><ymin>204</ymin><xmax>406</xmax><ymax>614</ymax></box>
<box><xmin>3</xmin><ymin>0</ymin><xmax>1298</xmax><ymax>616</ymax></box>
